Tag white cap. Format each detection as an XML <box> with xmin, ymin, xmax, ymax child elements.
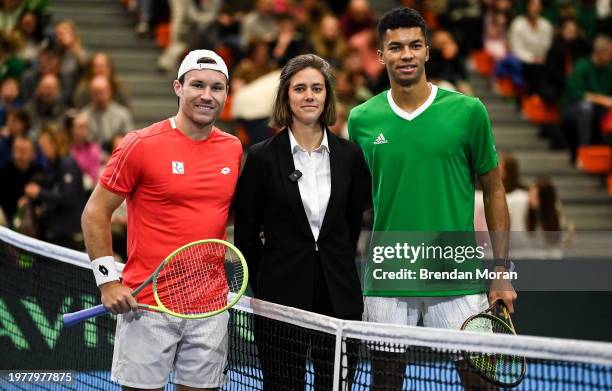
<box><xmin>177</xmin><ymin>49</ymin><xmax>229</xmax><ymax>81</ymax></box>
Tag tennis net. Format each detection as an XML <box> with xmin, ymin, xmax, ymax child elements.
<box><xmin>1</xmin><ymin>226</ymin><xmax>611</xmax><ymax>390</ymax></box>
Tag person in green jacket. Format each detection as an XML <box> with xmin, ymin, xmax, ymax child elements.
<box><xmin>561</xmin><ymin>34</ymin><xmax>612</xmax><ymax>162</ymax></box>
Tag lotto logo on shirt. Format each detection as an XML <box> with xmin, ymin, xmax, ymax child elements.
<box><xmin>172</xmin><ymin>161</ymin><xmax>184</xmax><ymax>175</ymax></box>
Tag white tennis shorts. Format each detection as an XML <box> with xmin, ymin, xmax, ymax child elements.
<box><xmin>364</xmin><ymin>293</ymin><xmax>489</xmax><ymax>329</ymax></box>
<box><xmin>111</xmin><ymin>309</ymin><xmax>229</xmax><ymax>389</ymax></box>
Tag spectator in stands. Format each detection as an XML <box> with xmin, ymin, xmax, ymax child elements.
<box><xmin>0</xmin><ymin>77</ymin><xmax>22</xmax><ymax>125</ymax></box>
<box><xmin>0</xmin><ymin>135</ymin><xmax>41</xmax><ymax>224</ymax></box>
<box><xmin>437</xmin><ymin>0</ymin><xmax>485</xmax><ymax>55</ymax></box>
<box><xmin>310</xmin><ymin>13</ymin><xmax>348</xmax><ymax>68</ymax></box>
<box><xmin>64</xmin><ymin>110</ymin><xmax>102</xmax><ymax>192</ymax></box>
<box><xmin>508</xmin><ymin>0</ymin><xmax>554</xmax><ymax>95</ymax></box>
<box><xmin>54</xmin><ymin>20</ymin><xmax>88</xmax><ymax>103</ymax></box>
<box><xmin>0</xmin><ymin>31</ymin><xmax>26</xmax><ymax>82</ymax></box>
<box><xmin>483</xmin><ymin>0</ymin><xmax>513</xmax><ymax>62</ymax></box>
<box><xmin>329</xmin><ymin>100</ymin><xmax>349</xmax><ymax>139</ymax></box>
<box><xmin>527</xmin><ymin>177</ymin><xmax>563</xmax><ymax>244</ymax></box>
<box><xmin>595</xmin><ymin>0</ymin><xmax>611</xmax><ymax>36</ymax></box>
<box><xmin>0</xmin><ymin>108</ymin><xmax>30</xmax><ymax>168</ymax></box>
<box><xmin>341</xmin><ymin>47</ymin><xmax>373</xmax><ymax>92</ymax></box>
<box><xmin>348</xmin><ymin>26</ymin><xmax>386</xmax><ymax>92</ymax></box>
<box><xmin>83</xmin><ymin>75</ymin><xmax>134</xmax><ymax>149</ymax></box>
<box><xmin>24</xmin><ymin>126</ymin><xmax>87</xmax><ymax>249</ymax></box>
<box><xmin>427</xmin><ymin>29</ymin><xmax>474</xmax><ymax>95</ymax></box>
<box><xmin>214</xmin><ymin>1</ymin><xmax>248</xmax><ymax>63</ymax></box>
<box><xmin>334</xmin><ymin>67</ymin><xmax>372</xmax><ymax>110</ymax></box>
<box><xmin>324</xmin><ymin>0</ymin><xmax>350</xmax><ymax>16</ymax></box>
<box><xmin>16</xmin><ymin>11</ymin><xmax>45</xmax><ymax>65</ymax></box>
<box><xmin>500</xmin><ymin>153</ymin><xmax>529</xmax><ymax>231</ymax></box>
<box><xmin>24</xmin><ymin>73</ymin><xmax>67</xmax><ymax>133</ymax></box>
<box><xmin>295</xmin><ymin>0</ymin><xmax>330</xmax><ymax>35</ymax></box>
<box><xmin>539</xmin><ymin>18</ymin><xmax>591</xmax><ymax>105</ymax></box>
<box><xmin>574</xmin><ymin>0</ymin><xmax>601</xmax><ymax>41</ymax></box>
<box><xmin>474</xmin><ymin>154</ymin><xmax>530</xmax><ymax>231</ymax></box>
<box><xmin>561</xmin><ymin>34</ymin><xmax>612</xmax><ymax>162</ymax></box>
<box><xmin>240</xmin><ymin>0</ymin><xmax>278</xmax><ymax>48</ymax></box>
<box><xmin>269</xmin><ymin>13</ymin><xmax>308</xmax><ymax>68</ymax></box>
<box><xmin>340</xmin><ymin>0</ymin><xmax>376</xmax><ymax>39</ymax></box>
<box><xmin>0</xmin><ymin>0</ymin><xmax>27</xmax><ymax>33</ymax></box>
<box><xmin>21</xmin><ymin>48</ymin><xmax>62</xmax><ymax>103</ymax></box>
<box><xmin>157</xmin><ymin>0</ymin><xmax>221</xmax><ymax>73</ymax></box>
<box><xmin>232</xmin><ymin>39</ymin><xmax>276</xmax><ymax>91</ymax></box>
<box><xmin>73</xmin><ymin>52</ymin><xmax>129</xmax><ymax>108</ymax></box>
<box><xmin>134</xmin><ymin>0</ymin><xmax>154</xmax><ymax>36</ymax></box>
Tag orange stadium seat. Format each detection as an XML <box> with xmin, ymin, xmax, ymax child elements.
<box><xmin>215</xmin><ymin>45</ymin><xmax>235</xmax><ymax>69</ymax></box>
<box><xmin>522</xmin><ymin>95</ymin><xmax>560</xmax><ymax>124</ymax></box>
<box><xmin>155</xmin><ymin>23</ymin><xmax>170</xmax><ymax>48</ymax></box>
<box><xmin>219</xmin><ymin>94</ymin><xmax>234</xmax><ymax>122</ymax></box>
<box><xmin>576</xmin><ymin>145</ymin><xmax>612</xmax><ymax>174</ymax></box>
<box><xmin>495</xmin><ymin>77</ymin><xmax>516</xmax><ymax>97</ymax></box>
<box><xmin>471</xmin><ymin>50</ymin><xmax>494</xmax><ymax>76</ymax></box>
<box><xmin>601</xmin><ymin>110</ymin><xmax>612</xmax><ymax>135</ymax></box>
<box><xmin>234</xmin><ymin>123</ymin><xmax>250</xmax><ymax>147</ymax></box>
<box><xmin>422</xmin><ymin>9</ymin><xmax>440</xmax><ymax>29</ymax></box>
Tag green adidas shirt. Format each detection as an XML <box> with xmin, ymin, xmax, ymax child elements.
<box><xmin>349</xmin><ymin>85</ymin><xmax>498</xmax><ymax>296</ymax></box>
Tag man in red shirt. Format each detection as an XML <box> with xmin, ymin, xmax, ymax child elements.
<box><xmin>81</xmin><ymin>49</ymin><xmax>242</xmax><ymax>390</ymax></box>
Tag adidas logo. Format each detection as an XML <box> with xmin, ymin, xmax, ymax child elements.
<box><xmin>374</xmin><ymin>133</ymin><xmax>388</xmax><ymax>145</ymax></box>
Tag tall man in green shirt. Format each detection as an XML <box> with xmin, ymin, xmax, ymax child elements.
<box><xmin>348</xmin><ymin>7</ymin><xmax>516</xmax><ymax>389</ymax></box>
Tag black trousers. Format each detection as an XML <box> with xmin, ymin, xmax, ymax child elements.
<box><xmin>254</xmin><ymin>252</ymin><xmax>362</xmax><ymax>390</ymax></box>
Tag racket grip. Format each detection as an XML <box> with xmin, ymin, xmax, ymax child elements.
<box><xmin>63</xmin><ymin>304</ymin><xmax>110</xmax><ymax>326</ymax></box>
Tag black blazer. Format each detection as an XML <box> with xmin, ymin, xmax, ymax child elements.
<box><xmin>233</xmin><ymin>128</ymin><xmax>370</xmax><ymax>316</ymax></box>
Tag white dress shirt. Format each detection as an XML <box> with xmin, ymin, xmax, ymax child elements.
<box><xmin>288</xmin><ymin>129</ymin><xmax>331</xmax><ymax>244</ymax></box>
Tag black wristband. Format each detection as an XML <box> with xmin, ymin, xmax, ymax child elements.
<box><xmin>493</xmin><ymin>258</ymin><xmax>508</xmax><ymax>268</ymax></box>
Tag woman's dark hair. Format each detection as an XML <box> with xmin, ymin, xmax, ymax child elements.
<box><xmin>377</xmin><ymin>7</ymin><xmax>428</xmax><ymax>44</ymax></box>
<box><xmin>528</xmin><ymin>177</ymin><xmax>561</xmax><ymax>243</ymax></box>
<box><xmin>270</xmin><ymin>54</ymin><xmax>336</xmax><ymax>128</ymax></box>
<box><xmin>502</xmin><ymin>154</ymin><xmax>526</xmax><ymax>193</ymax></box>
<box><xmin>63</xmin><ymin>108</ymin><xmax>78</xmax><ymax>132</ymax></box>
<box><xmin>84</xmin><ymin>52</ymin><xmax>125</xmax><ymax>97</ymax></box>
<box><xmin>7</xmin><ymin>108</ymin><xmax>30</xmax><ymax>132</ymax></box>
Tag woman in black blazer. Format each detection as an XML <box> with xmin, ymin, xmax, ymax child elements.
<box><xmin>234</xmin><ymin>54</ymin><xmax>370</xmax><ymax>390</ymax></box>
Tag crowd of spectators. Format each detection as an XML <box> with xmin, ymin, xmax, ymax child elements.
<box><xmin>2</xmin><ymin>0</ymin><xmax>608</xmax><ymax>254</ymax></box>
<box><xmin>481</xmin><ymin>0</ymin><xmax>611</xmax><ymax>164</ymax></box>
<box><xmin>475</xmin><ymin>153</ymin><xmax>566</xmax><ymax>241</ymax></box>
<box><xmin>122</xmin><ymin>0</ymin><xmax>485</xmax><ymax>145</ymax></box>
<box><xmin>0</xmin><ymin>0</ymin><xmax>133</xmax><ymax>254</ymax></box>
<box><xmin>125</xmin><ymin>0</ymin><xmax>610</xmax><ymax>157</ymax></box>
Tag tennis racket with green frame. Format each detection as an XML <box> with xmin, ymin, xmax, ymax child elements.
<box><xmin>63</xmin><ymin>239</ymin><xmax>248</xmax><ymax>326</ymax></box>
<box><xmin>460</xmin><ymin>299</ymin><xmax>527</xmax><ymax>388</ymax></box>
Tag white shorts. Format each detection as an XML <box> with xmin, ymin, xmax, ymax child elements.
<box><xmin>111</xmin><ymin>310</ymin><xmax>229</xmax><ymax>389</ymax></box>
<box><xmin>364</xmin><ymin>294</ymin><xmax>489</xmax><ymax>330</ymax></box>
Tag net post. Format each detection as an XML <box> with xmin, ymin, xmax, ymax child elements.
<box><xmin>332</xmin><ymin>321</ymin><xmax>344</xmax><ymax>391</ymax></box>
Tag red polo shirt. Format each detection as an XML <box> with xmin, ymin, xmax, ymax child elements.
<box><xmin>100</xmin><ymin>119</ymin><xmax>242</xmax><ymax>306</ymax></box>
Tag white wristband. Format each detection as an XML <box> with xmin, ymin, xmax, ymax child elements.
<box><xmin>92</xmin><ymin>256</ymin><xmax>120</xmax><ymax>287</ymax></box>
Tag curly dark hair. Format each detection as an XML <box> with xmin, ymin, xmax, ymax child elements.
<box><xmin>377</xmin><ymin>7</ymin><xmax>428</xmax><ymax>45</ymax></box>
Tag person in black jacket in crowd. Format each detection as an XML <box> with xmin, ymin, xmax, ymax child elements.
<box><xmin>0</xmin><ymin>135</ymin><xmax>41</xmax><ymax>224</ymax></box>
<box><xmin>22</xmin><ymin>126</ymin><xmax>87</xmax><ymax>249</ymax></box>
